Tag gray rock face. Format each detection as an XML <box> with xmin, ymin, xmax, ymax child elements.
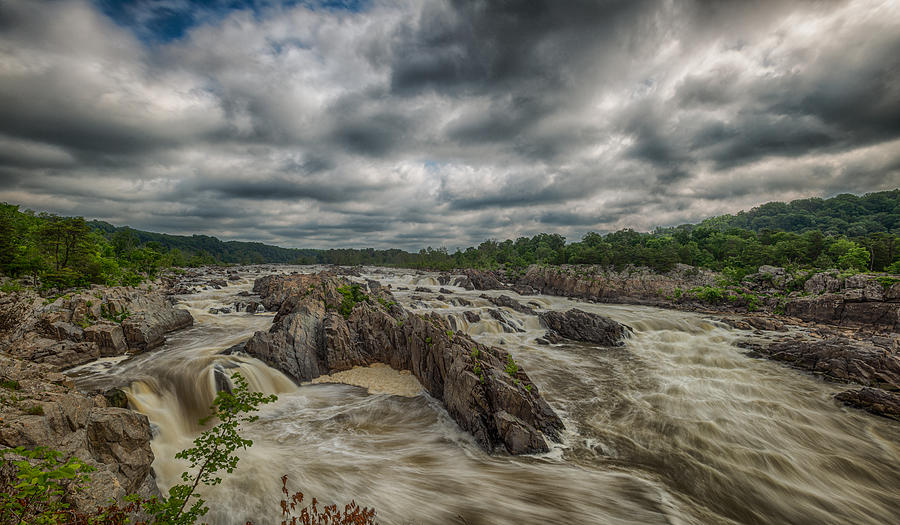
<box><xmin>0</xmin><ymin>287</ymin><xmax>194</xmax><ymax>369</ymax></box>
<box><xmin>242</xmin><ymin>273</ymin><xmax>564</xmax><ymax>455</ymax></box>
<box><xmin>539</xmin><ymin>309</ymin><xmax>631</xmax><ymax>346</ymax></box>
<box><xmin>0</xmin><ymin>355</ymin><xmax>156</xmax><ymax>512</ymax></box>
<box><xmin>83</xmin><ymin>323</ymin><xmax>127</xmax><ymax>356</ymax></box>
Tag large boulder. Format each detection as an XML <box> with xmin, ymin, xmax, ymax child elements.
<box><xmin>242</xmin><ymin>273</ymin><xmax>564</xmax><ymax>455</ymax></box>
<box><xmin>539</xmin><ymin>309</ymin><xmax>631</xmax><ymax>346</ymax></box>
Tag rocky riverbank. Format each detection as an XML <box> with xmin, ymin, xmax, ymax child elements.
<box><xmin>0</xmin><ymin>285</ymin><xmax>193</xmax><ymax>371</ymax></box>
<box><xmin>448</xmin><ymin>264</ymin><xmax>900</xmax><ymax>421</ymax></box>
<box><xmin>0</xmin><ymin>277</ymin><xmax>200</xmax><ymax>514</ymax></box>
<box><xmin>0</xmin><ymin>354</ymin><xmax>157</xmax><ymax>514</ymax></box>
<box><xmin>231</xmin><ymin>271</ymin><xmax>567</xmax><ymax>454</ymax></box>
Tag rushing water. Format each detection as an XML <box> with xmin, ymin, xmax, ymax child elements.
<box><xmin>72</xmin><ymin>267</ymin><xmax>900</xmax><ymax>525</ymax></box>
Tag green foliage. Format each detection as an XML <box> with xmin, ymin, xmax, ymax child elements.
<box><xmin>335</xmin><ymin>284</ymin><xmax>368</xmax><ymax>319</ymax></box>
<box><xmin>0</xmin><ymin>446</ymin><xmax>94</xmax><ymax>524</ymax></box>
<box><xmin>25</xmin><ymin>404</ymin><xmax>44</xmax><ymax>416</ymax></box>
<box><xmin>376</xmin><ymin>297</ymin><xmax>396</xmax><ymax>309</ymax></box>
<box><xmin>0</xmin><ymin>281</ymin><xmax>22</xmax><ymax>293</ymax></box>
<box><xmin>887</xmin><ymin>260</ymin><xmax>900</xmax><ymax>274</ymax></box>
<box><xmin>0</xmin><ymin>380</ymin><xmax>20</xmax><ymax>391</ymax></box>
<box><xmin>505</xmin><ymin>355</ymin><xmax>519</xmax><ymax>378</ymax></box>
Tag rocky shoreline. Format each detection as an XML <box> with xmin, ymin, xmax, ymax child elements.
<box><xmin>449</xmin><ymin>265</ymin><xmax>900</xmax><ymax>421</ymax></box>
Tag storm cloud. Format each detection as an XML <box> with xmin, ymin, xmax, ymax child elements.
<box><xmin>0</xmin><ymin>0</ymin><xmax>898</xmax><ymax>250</ymax></box>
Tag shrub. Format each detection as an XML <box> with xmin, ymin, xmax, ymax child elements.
<box><xmin>336</xmin><ymin>284</ymin><xmax>368</xmax><ymax>319</ymax></box>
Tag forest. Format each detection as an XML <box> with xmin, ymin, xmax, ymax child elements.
<box><xmin>1</xmin><ymin>189</ymin><xmax>898</xmax><ymax>290</ymax></box>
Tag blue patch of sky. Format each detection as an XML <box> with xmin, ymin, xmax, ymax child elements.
<box><xmin>95</xmin><ymin>0</ymin><xmax>370</xmax><ymax>44</ymax></box>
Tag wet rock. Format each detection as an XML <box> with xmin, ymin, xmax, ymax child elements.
<box><xmin>482</xmin><ymin>294</ymin><xmax>536</xmax><ymax>315</ymax></box>
<box><xmin>835</xmin><ymin>388</ymin><xmax>900</xmax><ymax>421</ymax></box>
<box><xmin>461</xmin><ymin>269</ymin><xmax>507</xmax><ymax>291</ymax></box>
<box><xmin>246</xmin><ymin>301</ymin><xmax>262</xmax><ymax>313</ymax></box>
<box><xmin>242</xmin><ymin>273</ymin><xmax>564</xmax><ymax>455</ymax></box>
<box><xmin>439</xmin><ymin>287</ymin><xmax>454</xmax><ymax>295</ymax></box>
<box><xmin>103</xmin><ymin>388</ymin><xmax>129</xmax><ymax>408</ymax></box>
<box><xmin>738</xmin><ymin>337</ymin><xmax>900</xmax><ymax>389</ymax></box>
<box><xmin>487</xmin><ymin>309</ymin><xmax>525</xmax><ymax>333</ymax></box>
<box><xmin>463</xmin><ymin>311</ymin><xmax>481</xmax><ymax>323</ymax></box>
<box><xmin>414</xmin><ymin>286</ymin><xmax>432</xmax><ymax>293</ymax></box>
<box><xmin>539</xmin><ymin>309</ymin><xmax>631</xmax><ymax>346</ymax></box>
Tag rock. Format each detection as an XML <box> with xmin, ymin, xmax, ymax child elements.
<box><xmin>83</xmin><ymin>323</ymin><xmax>127</xmax><ymax>357</ymax></box>
<box><xmin>246</xmin><ymin>301</ymin><xmax>261</xmax><ymax>313</ymax></box>
<box><xmin>482</xmin><ymin>294</ymin><xmax>535</xmax><ymax>315</ymax></box>
<box><xmin>439</xmin><ymin>287</ymin><xmax>454</xmax><ymax>295</ymax></box>
<box><xmin>47</xmin><ymin>321</ymin><xmax>83</xmax><ymax>342</ymax></box>
<box><xmin>463</xmin><ymin>311</ymin><xmax>481</xmax><ymax>323</ymax></box>
<box><xmin>461</xmin><ymin>269</ymin><xmax>507</xmax><ymax>291</ymax></box>
<box><xmin>738</xmin><ymin>337</ymin><xmax>900</xmax><ymax>389</ymax></box>
<box><xmin>539</xmin><ymin>309</ymin><xmax>631</xmax><ymax>346</ymax></box>
<box><xmin>241</xmin><ymin>273</ymin><xmax>564</xmax><ymax>455</ymax></box>
<box><xmin>487</xmin><ymin>309</ymin><xmax>524</xmax><ymax>333</ymax></box>
<box><xmin>0</xmin><ymin>355</ymin><xmax>155</xmax><ymax>513</ymax></box>
<box><xmin>744</xmin><ymin>317</ymin><xmax>785</xmax><ymax>331</ymax></box>
<box><xmin>103</xmin><ymin>388</ymin><xmax>129</xmax><ymax>408</ymax></box>
<box><xmin>835</xmin><ymin>388</ymin><xmax>900</xmax><ymax>421</ymax></box>
<box><xmin>414</xmin><ymin>286</ymin><xmax>431</xmax><ymax>293</ymax></box>
<box><xmin>785</xmin><ymin>294</ymin><xmax>899</xmax><ymax>331</ymax></box>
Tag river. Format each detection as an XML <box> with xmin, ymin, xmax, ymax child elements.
<box><xmin>71</xmin><ymin>267</ymin><xmax>900</xmax><ymax>525</ymax></box>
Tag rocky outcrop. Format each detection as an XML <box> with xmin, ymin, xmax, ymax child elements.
<box><xmin>460</xmin><ymin>269</ymin><xmax>508</xmax><ymax>291</ymax></box>
<box><xmin>241</xmin><ymin>273</ymin><xmax>564</xmax><ymax>454</ymax></box>
<box><xmin>539</xmin><ymin>309</ymin><xmax>631</xmax><ymax>346</ymax></box>
<box><xmin>835</xmin><ymin>388</ymin><xmax>900</xmax><ymax>421</ymax></box>
<box><xmin>738</xmin><ymin>331</ymin><xmax>900</xmax><ymax>420</ymax></box>
<box><xmin>0</xmin><ymin>355</ymin><xmax>156</xmax><ymax>512</ymax></box>
<box><xmin>482</xmin><ymin>294</ymin><xmax>535</xmax><ymax>315</ymax></box>
<box><xmin>784</xmin><ymin>272</ymin><xmax>900</xmax><ymax>331</ymax></box>
<box><xmin>516</xmin><ymin>264</ymin><xmax>717</xmax><ymax>305</ymax></box>
<box><xmin>0</xmin><ymin>286</ymin><xmax>193</xmax><ymax>370</ymax></box>
<box><xmin>739</xmin><ymin>337</ymin><xmax>900</xmax><ymax>389</ymax></box>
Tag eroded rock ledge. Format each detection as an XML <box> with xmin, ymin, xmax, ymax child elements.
<box><xmin>236</xmin><ymin>272</ymin><xmax>564</xmax><ymax>454</ymax></box>
<box><xmin>0</xmin><ymin>286</ymin><xmax>193</xmax><ymax>370</ymax></box>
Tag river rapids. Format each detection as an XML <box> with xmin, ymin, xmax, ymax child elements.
<box><xmin>71</xmin><ymin>267</ymin><xmax>900</xmax><ymax>525</ymax></box>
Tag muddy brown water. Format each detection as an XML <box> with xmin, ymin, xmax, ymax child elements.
<box><xmin>71</xmin><ymin>267</ymin><xmax>900</xmax><ymax>525</ymax></box>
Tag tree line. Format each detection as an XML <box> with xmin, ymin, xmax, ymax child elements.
<box><xmin>2</xmin><ymin>190</ymin><xmax>899</xmax><ymax>290</ymax></box>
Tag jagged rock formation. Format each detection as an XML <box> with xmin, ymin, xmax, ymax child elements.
<box><xmin>0</xmin><ymin>355</ymin><xmax>156</xmax><ymax>511</ymax></box>
<box><xmin>0</xmin><ymin>287</ymin><xmax>192</xmax><ymax>370</ymax></box>
<box><xmin>835</xmin><ymin>388</ymin><xmax>900</xmax><ymax>421</ymax></box>
<box><xmin>239</xmin><ymin>273</ymin><xmax>564</xmax><ymax>454</ymax></box>
<box><xmin>539</xmin><ymin>309</ymin><xmax>631</xmax><ymax>346</ymax></box>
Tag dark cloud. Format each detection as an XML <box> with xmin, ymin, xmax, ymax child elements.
<box><xmin>0</xmin><ymin>0</ymin><xmax>898</xmax><ymax>249</ymax></box>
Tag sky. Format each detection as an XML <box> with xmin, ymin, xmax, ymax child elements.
<box><xmin>0</xmin><ymin>0</ymin><xmax>899</xmax><ymax>250</ymax></box>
